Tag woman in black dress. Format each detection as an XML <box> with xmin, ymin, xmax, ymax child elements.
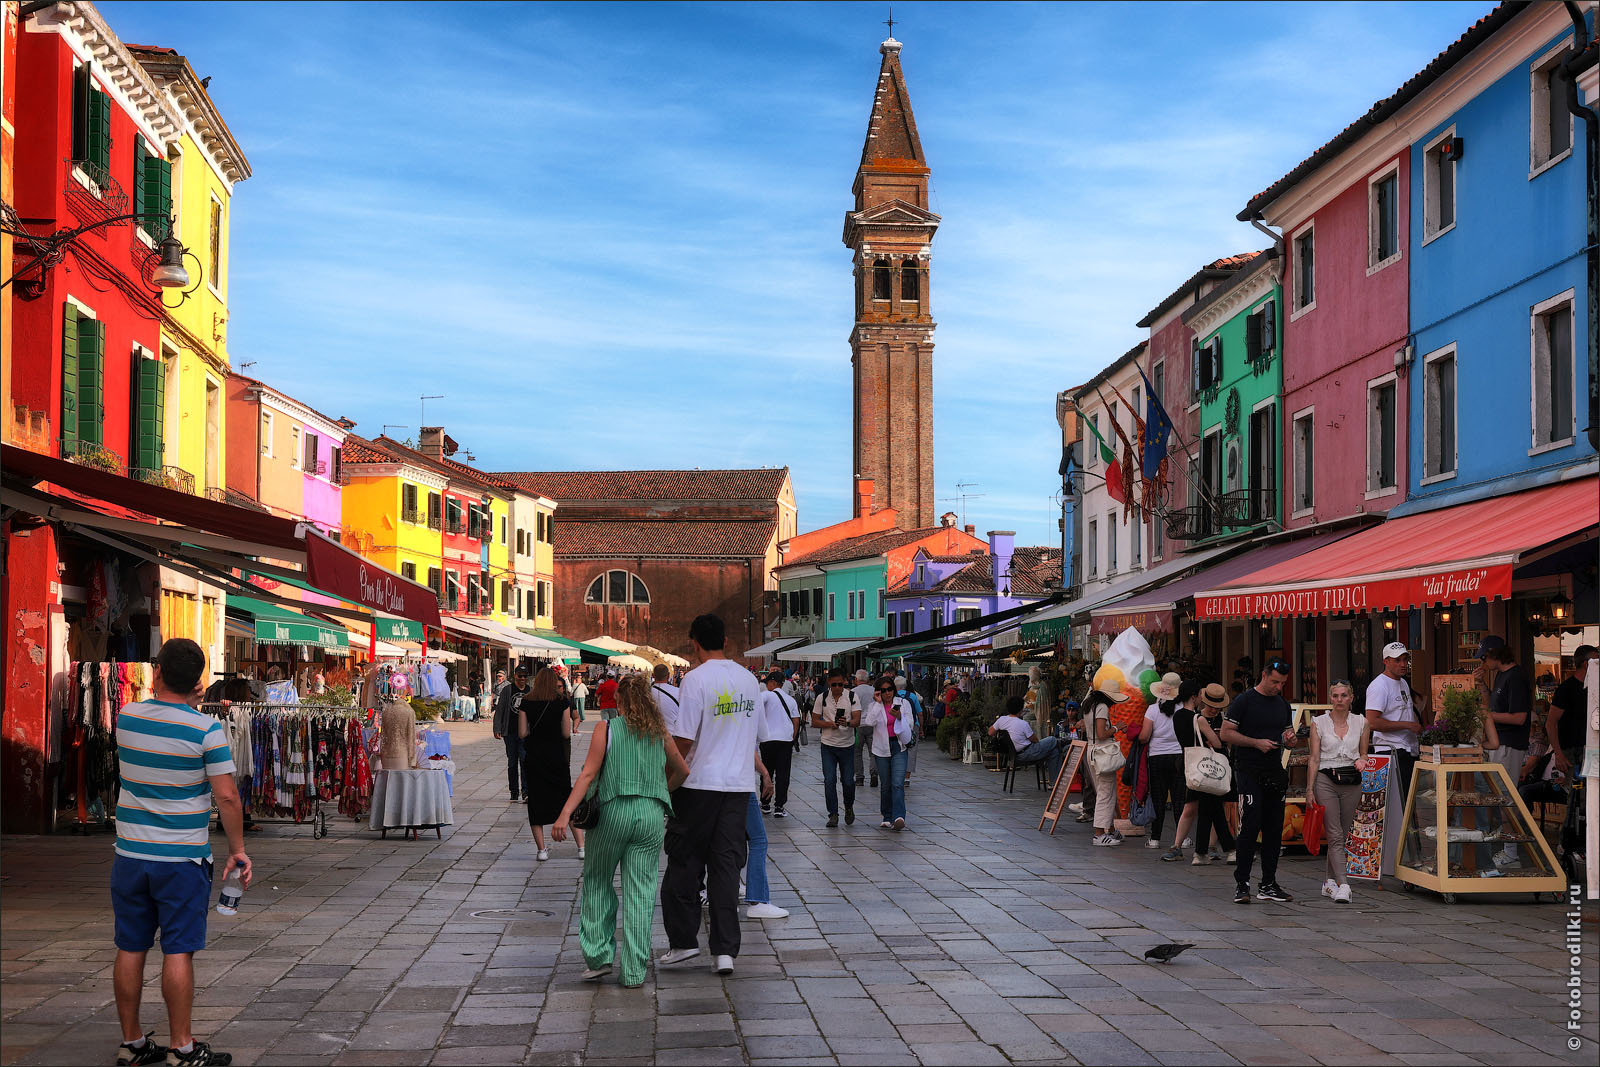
<box><xmin>520</xmin><ymin>667</ymin><xmax>583</xmax><ymax>861</ymax></box>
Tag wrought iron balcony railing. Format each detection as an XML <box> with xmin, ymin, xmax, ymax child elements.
<box><xmin>131</xmin><ymin>465</ymin><xmax>195</xmax><ymax>494</ymax></box>
<box><xmin>67</xmin><ymin>441</ymin><xmax>126</xmax><ymax>475</ymax></box>
<box><xmin>205</xmin><ymin>486</ymin><xmax>269</xmax><ymax>513</ymax></box>
<box><xmin>1164</xmin><ymin>505</ymin><xmax>1215</xmax><ymax>541</ymax></box>
<box><xmin>1220</xmin><ymin>487</ymin><xmax>1277</xmax><ymax>528</ymax></box>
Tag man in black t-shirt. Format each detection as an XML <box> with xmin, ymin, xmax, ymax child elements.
<box><xmin>1547</xmin><ymin>644</ymin><xmax>1595</xmax><ymax>780</ymax></box>
<box><xmin>1220</xmin><ymin>660</ymin><xmax>1297</xmax><ymax>904</ymax></box>
<box><xmin>1483</xmin><ymin>642</ymin><xmax>1531</xmax><ymax>786</ymax></box>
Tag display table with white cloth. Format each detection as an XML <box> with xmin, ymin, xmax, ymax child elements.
<box><xmin>369</xmin><ymin>769</ymin><xmax>453</xmax><ymax>838</ymax></box>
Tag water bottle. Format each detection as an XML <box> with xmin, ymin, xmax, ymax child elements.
<box><xmin>216</xmin><ymin>862</ymin><xmax>243</xmax><ymax>916</ymax></box>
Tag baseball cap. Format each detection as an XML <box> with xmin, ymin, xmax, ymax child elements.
<box><xmin>1474</xmin><ymin>634</ymin><xmax>1507</xmax><ymax>659</ymax></box>
<box><xmin>764</xmin><ymin>669</ymin><xmax>785</xmax><ymax>684</ymax></box>
<box><xmin>513</xmin><ymin>664</ymin><xmax>531</xmax><ymax>676</ymax></box>
<box><xmin>1382</xmin><ymin>641</ymin><xmax>1410</xmax><ymax>659</ymax></box>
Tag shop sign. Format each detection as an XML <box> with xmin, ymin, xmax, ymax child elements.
<box><xmin>1020</xmin><ymin>613</ymin><xmax>1072</xmax><ymax>644</ymax></box>
<box><xmin>304</xmin><ymin>530</ymin><xmax>442</xmax><ymax>627</ymax></box>
<box><xmin>377</xmin><ymin>616</ymin><xmax>425</xmax><ymax>641</ymax></box>
<box><xmin>1089</xmin><ymin>608</ymin><xmax>1173</xmax><ymax>636</ymax></box>
<box><xmin>255</xmin><ymin>619</ymin><xmax>348</xmax><ymax>650</ymax></box>
<box><xmin>1193</xmin><ymin>562</ymin><xmax>1511</xmax><ymax>621</ymax></box>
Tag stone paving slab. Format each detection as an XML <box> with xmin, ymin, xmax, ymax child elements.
<box><xmin>3</xmin><ymin>717</ymin><xmax>1595</xmax><ymax>1065</ymax></box>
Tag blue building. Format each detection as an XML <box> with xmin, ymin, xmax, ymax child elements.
<box><xmin>1403</xmin><ymin>2</ymin><xmax>1596</xmax><ymax>514</ymax></box>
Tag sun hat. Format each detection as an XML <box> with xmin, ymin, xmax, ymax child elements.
<box><xmin>1150</xmin><ymin>672</ymin><xmax>1182</xmax><ymax>701</ymax></box>
<box><xmin>1200</xmin><ymin>682</ymin><xmax>1229</xmax><ymax>709</ymax></box>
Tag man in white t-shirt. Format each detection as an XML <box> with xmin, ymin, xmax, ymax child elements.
<box><xmin>759</xmin><ymin>671</ymin><xmax>799</xmax><ymax>817</ymax></box>
<box><xmin>650</xmin><ymin>664</ymin><xmax>681</xmax><ymax>737</ymax></box>
<box><xmin>1365</xmin><ymin>641</ymin><xmax>1421</xmax><ymax>798</ymax></box>
<box><xmin>988</xmin><ymin>697</ymin><xmax>1065</xmax><ymax>782</ymax></box>
<box><xmin>659</xmin><ymin>614</ymin><xmax>775</xmax><ymax>977</ymax></box>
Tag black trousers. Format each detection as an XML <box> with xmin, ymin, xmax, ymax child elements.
<box><xmin>1233</xmin><ymin>763</ymin><xmax>1285</xmax><ymax>887</ymax></box>
<box><xmin>503</xmin><ymin>734</ymin><xmax>524</xmax><ymax>797</ymax></box>
<box><xmin>1146</xmin><ymin>753</ymin><xmax>1187</xmax><ymax>842</ymax></box>
<box><xmin>760</xmin><ymin>740</ymin><xmax>793</xmax><ymax>811</ymax></box>
<box><xmin>1193</xmin><ymin>791</ymin><xmax>1236</xmax><ymax>853</ymax></box>
<box><xmin>661</xmin><ymin>788</ymin><xmax>749</xmax><ymax>957</ymax></box>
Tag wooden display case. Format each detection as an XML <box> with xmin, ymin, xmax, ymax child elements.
<box><xmin>1394</xmin><ymin>758</ymin><xmax>1566</xmax><ymax>902</ymax></box>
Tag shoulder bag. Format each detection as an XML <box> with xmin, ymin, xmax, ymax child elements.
<box><xmin>1088</xmin><ymin>718</ymin><xmax>1125</xmax><ymax>776</ymax></box>
<box><xmin>1183</xmin><ymin>714</ymin><xmax>1233</xmax><ymax>796</ymax></box>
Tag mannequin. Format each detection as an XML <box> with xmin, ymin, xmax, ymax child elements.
<box><xmin>380</xmin><ymin>698</ymin><xmax>419</xmax><ymax>770</ymax></box>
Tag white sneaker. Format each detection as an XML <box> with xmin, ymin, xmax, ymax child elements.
<box><xmin>714</xmin><ymin>954</ymin><xmax>734</xmax><ymax>974</ymax></box>
<box><xmin>1093</xmin><ymin>833</ymin><xmax>1122</xmax><ymax>846</ymax></box>
<box><xmin>1181</xmin><ymin>837</ymin><xmax>1193</xmax><ymax>849</ymax></box>
<box><xmin>1321</xmin><ymin>879</ymin><xmax>1339</xmax><ymax>899</ymax></box>
<box><xmin>536</xmin><ymin>849</ymin><xmax>549</xmax><ymax>862</ymax></box>
<box><xmin>657</xmin><ymin>947</ymin><xmax>700</xmax><ymax>966</ymax></box>
<box><xmin>1334</xmin><ymin>884</ymin><xmax>1353</xmax><ymax>903</ymax></box>
<box><xmin>1146</xmin><ymin>838</ymin><xmax>1162</xmax><ymax>849</ymax></box>
<box><xmin>746</xmin><ymin>902</ymin><xmax>789</xmax><ymax>919</ymax></box>
<box><xmin>880</xmin><ymin>820</ymin><xmax>893</xmax><ymax>828</ymax></box>
<box><xmin>1067</xmin><ymin>802</ymin><xmax>1084</xmax><ymax>814</ymax></box>
<box><xmin>1225</xmin><ymin>851</ymin><xmax>1237</xmax><ymax>863</ymax></box>
<box><xmin>577</xmin><ymin>848</ymin><xmax>586</xmax><ymax>859</ymax></box>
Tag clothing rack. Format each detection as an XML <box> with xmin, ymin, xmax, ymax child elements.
<box><xmin>202</xmin><ymin>701</ymin><xmax>374</xmax><ymax>840</ymax></box>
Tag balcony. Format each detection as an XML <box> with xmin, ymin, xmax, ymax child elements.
<box><xmin>402</xmin><ymin>506</ymin><xmax>421</xmax><ymax>525</ymax></box>
<box><xmin>64</xmin><ymin>157</ymin><xmax>128</xmax><ymax>225</ymax></box>
<box><xmin>67</xmin><ymin>442</ymin><xmax>125</xmax><ymax>476</ymax></box>
<box><xmin>206</xmin><ymin>486</ymin><xmax>269</xmax><ymax>513</ymax></box>
<box><xmin>427</xmin><ymin>514</ymin><xmax>443</xmax><ymax>531</ymax></box>
<box><xmin>1219</xmin><ymin>487</ymin><xmax>1277</xmax><ymax>528</ymax></box>
<box><xmin>305</xmin><ymin>459</ymin><xmax>327</xmax><ymax>476</ymax></box>
<box><xmin>1164</xmin><ymin>505</ymin><xmax>1215</xmax><ymax>541</ymax></box>
<box><xmin>130</xmin><ymin>465</ymin><xmax>195</xmax><ymax>495</ymax></box>
<box><xmin>445</xmin><ymin>517</ymin><xmax>465</xmax><ymax>535</ymax></box>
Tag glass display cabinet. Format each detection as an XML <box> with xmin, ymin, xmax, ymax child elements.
<box><xmin>1395</xmin><ymin>756</ymin><xmax>1566</xmax><ymax>902</ymax></box>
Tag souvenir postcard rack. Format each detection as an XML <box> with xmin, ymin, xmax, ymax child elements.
<box><xmin>1394</xmin><ymin>752</ymin><xmax>1567</xmax><ymax>902</ymax></box>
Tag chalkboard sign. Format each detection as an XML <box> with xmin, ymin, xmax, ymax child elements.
<box><xmin>1038</xmin><ymin>740</ymin><xmax>1088</xmax><ymax>835</ymax></box>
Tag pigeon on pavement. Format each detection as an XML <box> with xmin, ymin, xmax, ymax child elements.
<box><xmin>1143</xmin><ymin>942</ymin><xmax>1195</xmax><ymax>964</ymax></box>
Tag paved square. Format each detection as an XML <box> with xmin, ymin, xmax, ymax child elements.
<box><xmin>2</xmin><ymin>720</ymin><xmax>1594</xmax><ymax>1065</ymax></box>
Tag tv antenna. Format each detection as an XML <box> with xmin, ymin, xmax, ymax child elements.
<box><xmin>239</xmin><ymin>361</ymin><xmax>256</xmax><ymax>373</ymax></box>
<box><xmin>938</xmin><ymin>481</ymin><xmax>984</xmax><ymax>528</ymax></box>
<box><xmin>420</xmin><ymin>394</ymin><xmax>444</xmax><ymax>428</ymax></box>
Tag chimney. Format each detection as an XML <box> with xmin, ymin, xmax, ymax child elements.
<box><xmin>419</xmin><ymin>426</ymin><xmax>446</xmax><ymax>458</ymax></box>
<box><xmin>940</xmin><ymin>511</ymin><xmax>957</xmax><ymax>528</ymax></box>
<box><xmin>988</xmin><ymin>530</ymin><xmax>1015</xmax><ymax>597</ymax></box>
<box><xmin>854</xmin><ymin>476</ymin><xmax>875</xmax><ymax>519</ymax></box>
<box><xmin>964</xmin><ymin>524</ymin><xmax>975</xmax><ymax>537</ymax></box>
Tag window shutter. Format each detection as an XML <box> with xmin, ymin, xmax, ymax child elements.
<box><xmin>1262</xmin><ymin>300</ymin><xmax>1276</xmax><ymax>351</ymax></box>
<box><xmin>1190</xmin><ymin>338</ymin><xmax>1201</xmax><ymax>392</ymax></box>
<box><xmin>1209</xmin><ymin>338</ymin><xmax>1222</xmax><ymax>386</ymax></box>
<box><xmin>132</xmin><ymin>134</ymin><xmax>146</xmax><ymax>222</ymax></box>
<box><xmin>77</xmin><ymin>317</ymin><xmax>105</xmax><ymax>446</ymax></box>
<box><xmin>136</xmin><ymin>354</ymin><xmax>165</xmax><ymax>470</ymax></box>
<box><xmin>71</xmin><ymin>65</ymin><xmax>90</xmax><ymax>162</ymax></box>
<box><xmin>60</xmin><ymin>304</ymin><xmax>80</xmax><ymax>456</ymax></box>
<box><xmin>156</xmin><ymin>156</ymin><xmax>173</xmax><ymax>228</ymax></box>
<box><xmin>87</xmin><ymin>87</ymin><xmax>110</xmax><ymax>172</ymax></box>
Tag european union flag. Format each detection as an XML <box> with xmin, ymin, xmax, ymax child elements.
<box><xmin>1138</xmin><ymin>364</ymin><xmax>1173</xmax><ymax>482</ymax></box>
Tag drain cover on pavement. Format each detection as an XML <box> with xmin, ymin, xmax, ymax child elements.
<box><xmin>469</xmin><ymin>908</ymin><xmax>554</xmax><ymax>919</ymax></box>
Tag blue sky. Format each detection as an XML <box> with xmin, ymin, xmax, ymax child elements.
<box><xmin>105</xmin><ymin>0</ymin><xmax>1495</xmax><ymax>546</ymax></box>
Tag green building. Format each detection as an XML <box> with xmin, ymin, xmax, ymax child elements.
<box><xmin>1181</xmin><ymin>250</ymin><xmax>1284</xmax><ymax>544</ymax></box>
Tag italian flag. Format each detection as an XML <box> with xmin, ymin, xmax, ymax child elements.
<box><xmin>1083</xmin><ymin>414</ymin><xmax>1127</xmax><ymax>506</ymax></box>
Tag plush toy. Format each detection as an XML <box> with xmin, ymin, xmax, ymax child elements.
<box><xmin>1282</xmin><ymin>802</ymin><xmax>1304</xmax><ymax>842</ymax></box>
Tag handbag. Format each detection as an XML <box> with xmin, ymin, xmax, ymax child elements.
<box><xmin>1129</xmin><ymin>793</ymin><xmax>1155</xmax><ymax>827</ymax></box>
<box><xmin>570</xmin><ymin>784</ymin><xmax>601</xmax><ymax>830</ymax></box>
<box><xmin>1089</xmin><ymin>739</ymin><xmax>1125</xmax><ymax>776</ymax></box>
<box><xmin>1302</xmin><ymin>800</ymin><xmax>1325</xmax><ymax>856</ymax></box>
<box><xmin>1183</xmin><ymin>724</ymin><xmax>1233</xmax><ymax>797</ymax></box>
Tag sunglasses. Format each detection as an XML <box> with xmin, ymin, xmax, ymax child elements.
<box><xmin>876</xmin><ymin>687</ymin><xmax>895</xmax><ymax>694</ymax></box>
<box><xmin>1266</xmin><ymin>660</ymin><xmax>1290</xmax><ymax>674</ymax></box>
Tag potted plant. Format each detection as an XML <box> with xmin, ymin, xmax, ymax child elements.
<box><xmin>1418</xmin><ymin>685</ymin><xmax>1486</xmax><ymax>762</ymax></box>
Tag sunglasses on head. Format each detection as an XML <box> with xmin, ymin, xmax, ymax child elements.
<box><xmin>1267</xmin><ymin>660</ymin><xmax>1290</xmax><ymax>674</ymax></box>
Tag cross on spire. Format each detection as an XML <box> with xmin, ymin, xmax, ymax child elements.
<box><xmin>884</xmin><ymin>9</ymin><xmax>895</xmax><ymax>36</ymax></box>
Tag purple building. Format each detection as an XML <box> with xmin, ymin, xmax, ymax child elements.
<box><xmin>885</xmin><ymin>530</ymin><xmax>1060</xmax><ymax>647</ymax></box>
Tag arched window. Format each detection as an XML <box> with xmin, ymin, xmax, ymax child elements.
<box><xmin>585</xmin><ymin>569</ymin><xmax>650</xmax><ymax>605</ymax></box>
<box><xmin>901</xmin><ymin>260</ymin><xmax>920</xmax><ymax>301</ymax></box>
<box><xmin>872</xmin><ymin>258</ymin><xmax>892</xmax><ymax>301</ymax></box>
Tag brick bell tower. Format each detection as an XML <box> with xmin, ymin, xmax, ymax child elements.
<box><xmin>845</xmin><ymin>34</ymin><xmax>939</xmax><ymax>529</ymax></box>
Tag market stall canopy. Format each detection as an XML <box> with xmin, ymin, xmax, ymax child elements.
<box><xmin>778</xmin><ymin>638</ymin><xmax>874</xmax><ymax>662</ymax></box>
<box><xmin>609</xmin><ymin>653</ymin><xmax>655</xmax><ymax>671</ymax></box>
<box><xmin>442</xmin><ymin>616</ymin><xmax>566</xmax><ymax>658</ymax></box>
<box><xmin>519</xmin><ymin>629</ymin><xmax>614</xmax><ymax>665</ymax></box>
<box><xmin>1088</xmin><ymin>529</ymin><xmax>1356</xmax><ymax>635</ymax></box>
<box><xmin>1192</xmin><ymin>476</ymin><xmax>1598</xmax><ymax>620</ymax></box>
<box><xmin>744</xmin><ymin>636</ymin><xmax>807</xmax><ymax>659</ymax></box>
<box><xmin>1</xmin><ymin>444</ymin><xmax>440</xmax><ymax>627</ymax></box>
<box><xmin>227</xmin><ymin>595</ymin><xmax>349</xmax><ymax>651</ymax></box>
<box><xmin>633</xmin><ymin>645</ymin><xmax>690</xmax><ymax>669</ymax></box>
<box><xmin>583</xmin><ymin>636</ymin><xmax>639</xmax><ymax>653</ymax></box>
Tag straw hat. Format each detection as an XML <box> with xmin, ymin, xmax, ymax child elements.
<box><xmin>1150</xmin><ymin>672</ymin><xmax>1182</xmax><ymax>701</ymax></box>
<box><xmin>1097</xmin><ymin>680</ymin><xmax>1129</xmax><ymax>704</ymax></box>
<box><xmin>1200</xmin><ymin>682</ymin><xmax>1229</xmax><ymax>709</ymax></box>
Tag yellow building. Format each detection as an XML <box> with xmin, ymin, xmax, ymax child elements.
<box><xmin>507</xmin><ymin>487</ymin><xmax>558</xmax><ymax>632</ymax></box>
<box><xmin>125</xmin><ymin>45</ymin><xmax>249</xmax><ymax>673</ymax></box>
<box><xmin>340</xmin><ymin>435</ymin><xmax>447</xmax><ymax>595</ymax></box>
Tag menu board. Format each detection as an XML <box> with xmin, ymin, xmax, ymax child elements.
<box><xmin>1038</xmin><ymin>741</ymin><xmax>1088</xmax><ymax>836</ymax></box>
<box><xmin>1346</xmin><ymin>754</ymin><xmax>1391</xmax><ymax>882</ymax></box>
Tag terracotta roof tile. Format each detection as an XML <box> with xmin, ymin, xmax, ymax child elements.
<box><xmin>496</xmin><ymin>469</ymin><xmax>789</xmax><ymax>503</ymax></box>
<box><xmin>783</xmin><ymin>526</ymin><xmax>962</xmax><ymax>569</ymax></box>
<box><xmin>926</xmin><ymin>547</ymin><xmax>1062</xmax><ymax>595</ymax></box>
<box><xmin>1136</xmin><ymin>254</ymin><xmax>1261</xmax><ymax>327</ymax></box>
<box><xmin>340</xmin><ymin>435</ymin><xmax>393</xmax><ymax>464</ymax></box>
<box><xmin>1240</xmin><ymin>3</ymin><xmax>1525</xmax><ymax>220</ymax></box>
<box><xmin>555</xmin><ymin>520</ymin><xmax>776</xmax><ymax>559</ymax></box>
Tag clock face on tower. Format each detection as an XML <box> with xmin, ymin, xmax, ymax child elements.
<box><xmin>844</xmin><ymin>38</ymin><xmax>940</xmax><ymax>530</ymax></box>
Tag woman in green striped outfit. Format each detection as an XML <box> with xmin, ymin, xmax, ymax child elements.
<box><xmin>553</xmin><ymin>674</ymin><xmax>688</xmax><ymax>987</ymax></box>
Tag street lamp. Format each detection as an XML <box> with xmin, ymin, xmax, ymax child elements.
<box><xmin>150</xmin><ymin>233</ymin><xmax>190</xmax><ymax>288</ymax></box>
<box><xmin>1</xmin><ymin>205</ymin><xmax>202</xmax><ymax>305</ymax></box>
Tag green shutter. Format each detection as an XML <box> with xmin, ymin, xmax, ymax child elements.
<box><xmin>71</xmin><ymin>66</ymin><xmax>90</xmax><ymax>162</ymax></box>
<box><xmin>132</xmin><ymin>134</ymin><xmax>146</xmax><ymax>221</ymax></box>
<box><xmin>87</xmin><ymin>87</ymin><xmax>110</xmax><ymax>173</ymax></box>
<box><xmin>142</xmin><ymin>153</ymin><xmax>173</xmax><ymax>235</ymax></box>
<box><xmin>156</xmin><ymin>156</ymin><xmax>173</xmax><ymax>227</ymax></box>
<box><xmin>135</xmin><ymin>355</ymin><xmax>165</xmax><ymax>470</ymax></box>
<box><xmin>77</xmin><ymin>317</ymin><xmax>105</xmax><ymax>446</ymax></box>
<box><xmin>60</xmin><ymin>304</ymin><xmax>80</xmax><ymax>457</ymax></box>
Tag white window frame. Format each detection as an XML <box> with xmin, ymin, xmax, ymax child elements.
<box><xmin>1106</xmin><ymin>511</ymin><xmax>1118</xmax><ymax>575</ymax></box>
<box><xmin>1421</xmin><ymin>125</ymin><xmax>1458</xmax><ymax>245</ymax></box>
<box><xmin>827</xmin><ymin>592</ymin><xmax>836</xmax><ymax>622</ymax></box>
<box><xmin>1365</xmin><ymin>372</ymin><xmax>1400</xmax><ymax>499</ymax></box>
<box><xmin>1529</xmin><ymin>288</ymin><xmax>1578</xmax><ymax>454</ymax></box>
<box><xmin>1130</xmin><ymin>514</ymin><xmax>1142</xmax><ymax>569</ymax></box>
<box><xmin>1291</xmin><ymin>405</ymin><xmax>1315</xmax><ymax>518</ymax></box>
<box><xmin>260</xmin><ymin>409</ymin><xmax>274</xmax><ymax>458</ymax></box>
<box><xmin>288</xmin><ymin>424</ymin><xmax>302</xmax><ymax>470</ymax></box>
<box><xmin>1366</xmin><ymin>164</ymin><xmax>1402</xmax><ymax>275</ymax></box>
<box><xmin>1421</xmin><ymin>343</ymin><xmax>1458</xmax><ymax>484</ymax></box>
<box><xmin>1530</xmin><ymin>41</ymin><xmax>1574</xmax><ymax>179</ymax></box>
<box><xmin>1086</xmin><ymin>519</ymin><xmax>1098</xmax><ymax>579</ymax></box>
<box><xmin>1289</xmin><ymin>220</ymin><xmax>1316</xmax><ymax>319</ymax></box>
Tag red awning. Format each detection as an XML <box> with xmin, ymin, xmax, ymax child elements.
<box><xmin>1192</xmin><ymin>477</ymin><xmax>1597</xmax><ymax>620</ymax></box>
<box><xmin>2</xmin><ymin>444</ymin><xmax>441</xmax><ymax>628</ymax></box>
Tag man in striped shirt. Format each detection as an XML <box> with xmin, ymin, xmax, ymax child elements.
<box><xmin>112</xmin><ymin>639</ymin><xmax>250</xmax><ymax>1067</ymax></box>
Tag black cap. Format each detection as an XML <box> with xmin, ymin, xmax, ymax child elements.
<box><xmin>514</xmin><ymin>664</ymin><xmax>532</xmax><ymax>675</ymax></box>
<box><xmin>1475</xmin><ymin>635</ymin><xmax>1507</xmax><ymax>659</ymax></box>
<box><xmin>764</xmin><ymin>669</ymin><xmax>786</xmax><ymax>685</ymax></box>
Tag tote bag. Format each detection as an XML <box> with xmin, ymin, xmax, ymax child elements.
<box><xmin>1182</xmin><ymin>724</ymin><xmax>1232</xmax><ymax>796</ymax></box>
<box><xmin>1089</xmin><ymin>739</ymin><xmax>1125</xmax><ymax>776</ymax></box>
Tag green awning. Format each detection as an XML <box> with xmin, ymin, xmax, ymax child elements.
<box><xmin>376</xmin><ymin>616</ymin><xmax>424</xmax><ymax>641</ymax></box>
<box><xmin>521</xmin><ymin>629</ymin><xmax>613</xmax><ymax>665</ymax></box>
<box><xmin>227</xmin><ymin>595</ymin><xmax>349</xmax><ymax>650</ymax></box>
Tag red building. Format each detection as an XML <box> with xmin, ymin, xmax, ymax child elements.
<box><xmin>2</xmin><ymin>3</ymin><xmax>184</xmax><ymax>832</ymax></box>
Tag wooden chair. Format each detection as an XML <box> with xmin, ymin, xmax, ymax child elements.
<box><xmin>991</xmin><ymin>730</ymin><xmax>1049</xmax><ymax>793</ymax></box>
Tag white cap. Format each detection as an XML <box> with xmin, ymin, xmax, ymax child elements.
<box><xmin>1382</xmin><ymin>641</ymin><xmax>1410</xmax><ymax>659</ymax></box>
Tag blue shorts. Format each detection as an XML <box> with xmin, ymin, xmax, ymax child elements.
<box><xmin>111</xmin><ymin>855</ymin><xmax>213</xmax><ymax>955</ymax></box>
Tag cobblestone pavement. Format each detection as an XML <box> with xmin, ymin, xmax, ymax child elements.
<box><xmin>3</xmin><ymin>718</ymin><xmax>1596</xmax><ymax>1066</ymax></box>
